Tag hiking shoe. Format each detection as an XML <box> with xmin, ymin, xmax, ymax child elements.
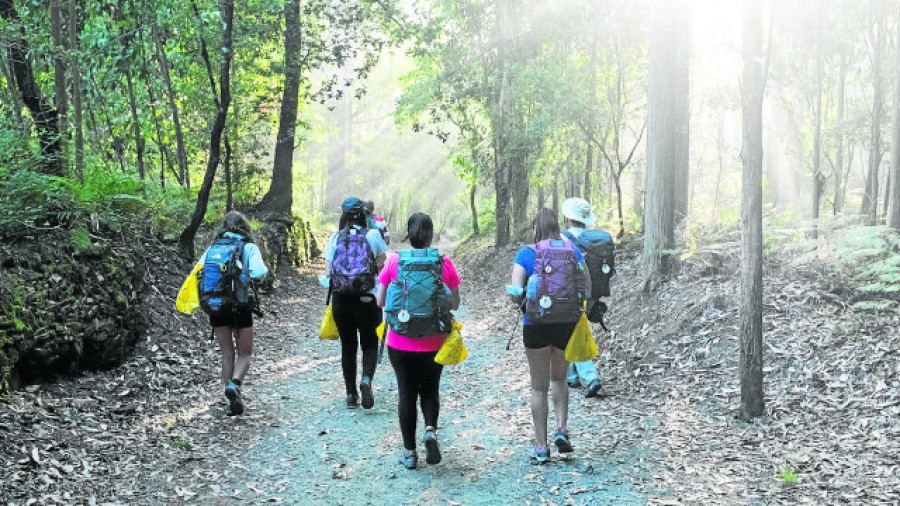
<box><xmin>224</xmin><ymin>384</ymin><xmax>244</xmax><ymax>416</ymax></box>
<box><xmin>529</xmin><ymin>445</ymin><xmax>550</xmax><ymax>465</ymax></box>
<box><xmin>567</xmin><ymin>379</ymin><xmax>581</xmax><ymax>389</ymax></box>
<box><xmin>360</xmin><ymin>377</ymin><xmax>374</xmax><ymax>409</ymax></box>
<box><xmin>554</xmin><ymin>428</ymin><xmax>574</xmax><ymax>453</ymax></box>
<box><xmin>399</xmin><ymin>448</ymin><xmax>418</xmax><ymax>470</ymax></box>
<box><xmin>346</xmin><ymin>393</ymin><xmax>359</xmax><ymax>409</ymax></box>
<box><xmin>424</xmin><ymin>428</ymin><xmax>442</xmax><ymax>465</ymax></box>
<box><xmin>585</xmin><ymin>379</ymin><xmax>602</xmax><ymax>398</ymax></box>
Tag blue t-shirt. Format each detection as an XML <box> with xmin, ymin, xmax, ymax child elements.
<box><xmin>514</xmin><ymin>239</ymin><xmax>585</xmax><ymax>324</ymax></box>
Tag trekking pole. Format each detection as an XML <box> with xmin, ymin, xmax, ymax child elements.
<box><xmin>505</xmin><ymin>316</ymin><xmax>520</xmax><ymax>351</ymax></box>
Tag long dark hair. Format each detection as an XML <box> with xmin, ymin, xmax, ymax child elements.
<box><xmin>338</xmin><ymin>208</ymin><xmax>368</xmax><ymax>230</ymax></box>
<box><xmin>532</xmin><ymin>208</ymin><xmax>561</xmax><ymax>243</ymax></box>
<box><xmin>216</xmin><ymin>210</ymin><xmax>255</xmax><ymax>243</ymax></box>
<box><xmin>407</xmin><ymin>212</ymin><xmax>434</xmax><ymax>248</ymax></box>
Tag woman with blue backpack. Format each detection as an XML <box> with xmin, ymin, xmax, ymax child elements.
<box><xmin>376</xmin><ymin>213</ymin><xmax>460</xmax><ymax>470</ymax></box>
<box><xmin>196</xmin><ymin>211</ymin><xmax>269</xmax><ymax>416</ymax></box>
<box><xmin>323</xmin><ymin>197</ymin><xmax>388</xmax><ymax>409</ymax></box>
<box><xmin>508</xmin><ymin>208</ymin><xmax>590</xmax><ymax>464</ymax></box>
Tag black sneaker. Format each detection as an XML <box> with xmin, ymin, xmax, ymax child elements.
<box><xmin>585</xmin><ymin>379</ymin><xmax>602</xmax><ymax>398</ymax></box>
<box><xmin>399</xmin><ymin>448</ymin><xmax>417</xmax><ymax>470</ymax></box>
<box><xmin>346</xmin><ymin>393</ymin><xmax>359</xmax><ymax>409</ymax></box>
<box><xmin>225</xmin><ymin>384</ymin><xmax>244</xmax><ymax>415</ymax></box>
<box><xmin>567</xmin><ymin>379</ymin><xmax>581</xmax><ymax>389</ymax></box>
<box><xmin>360</xmin><ymin>377</ymin><xmax>374</xmax><ymax>409</ymax></box>
<box><xmin>424</xmin><ymin>428</ymin><xmax>441</xmax><ymax>465</ymax></box>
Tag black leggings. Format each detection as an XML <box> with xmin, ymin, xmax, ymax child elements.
<box><xmin>388</xmin><ymin>347</ymin><xmax>444</xmax><ymax>450</ymax></box>
<box><xmin>331</xmin><ymin>293</ymin><xmax>382</xmax><ymax>395</ymax></box>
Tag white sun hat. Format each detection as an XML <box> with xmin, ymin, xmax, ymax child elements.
<box><xmin>561</xmin><ymin>197</ymin><xmax>597</xmax><ymax>226</ymax></box>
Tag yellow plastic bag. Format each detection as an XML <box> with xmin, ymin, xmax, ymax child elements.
<box><xmin>175</xmin><ymin>262</ymin><xmax>203</xmax><ymax>315</ymax></box>
<box><xmin>319</xmin><ymin>305</ymin><xmax>340</xmax><ymax>340</ymax></box>
<box><xmin>565</xmin><ymin>314</ymin><xmax>598</xmax><ymax>362</ymax></box>
<box><xmin>376</xmin><ymin>320</ymin><xmax>386</xmax><ymax>340</ymax></box>
<box><xmin>435</xmin><ymin>321</ymin><xmax>467</xmax><ymax>366</ymax></box>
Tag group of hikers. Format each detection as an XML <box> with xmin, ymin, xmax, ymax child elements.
<box><xmin>183</xmin><ymin>196</ymin><xmax>615</xmax><ymax>469</ymax></box>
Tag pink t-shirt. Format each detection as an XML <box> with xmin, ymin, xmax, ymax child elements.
<box><xmin>378</xmin><ymin>252</ymin><xmax>461</xmax><ymax>352</ymax></box>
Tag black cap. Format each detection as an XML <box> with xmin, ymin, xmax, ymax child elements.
<box><xmin>341</xmin><ymin>197</ymin><xmax>365</xmax><ymax>213</ymax></box>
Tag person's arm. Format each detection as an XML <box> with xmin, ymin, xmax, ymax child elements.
<box><xmin>510</xmin><ymin>264</ymin><xmax>527</xmax><ymax>305</ymax></box>
<box><xmin>246</xmin><ymin>244</ymin><xmax>269</xmax><ymax>281</ymax></box>
<box><xmin>449</xmin><ymin>286</ymin><xmax>460</xmax><ymax>310</ymax></box>
<box><xmin>376</xmin><ymin>282</ymin><xmax>388</xmax><ymax>307</ymax></box>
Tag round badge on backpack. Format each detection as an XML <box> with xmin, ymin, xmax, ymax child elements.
<box><xmin>398</xmin><ymin>309</ymin><xmax>410</xmax><ymax>323</ymax></box>
<box><xmin>602</xmin><ymin>264</ymin><xmax>611</xmax><ymax>274</ymax></box>
<box><xmin>544</xmin><ymin>265</ymin><xmax>552</xmax><ymax>273</ymax></box>
<box><xmin>540</xmin><ymin>296</ymin><xmax>552</xmax><ymax>309</ymax></box>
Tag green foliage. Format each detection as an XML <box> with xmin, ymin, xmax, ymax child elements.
<box><xmin>0</xmin><ymin>167</ymin><xmax>78</xmax><ymax>236</ymax></box>
<box><xmin>169</xmin><ymin>438</ymin><xmax>192</xmax><ymax>450</ymax></box>
<box><xmin>830</xmin><ymin>227</ymin><xmax>900</xmax><ymax>311</ymax></box>
<box><xmin>778</xmin><ymin>467</ymin><xmax>799</xmax><ymax>484</ymax></box>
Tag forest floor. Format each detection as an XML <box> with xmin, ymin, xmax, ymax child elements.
<box><xmin>2</xmin><ymin>234</ymin><xmax>900</xmax><ymax>505</ymax></box>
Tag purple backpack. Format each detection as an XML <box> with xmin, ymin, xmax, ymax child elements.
<box><xmin>525</xmin><ymin>239</ymin><xmax>586</xmax><ymax>324</ymax></box>
<box><xmin>331</xmin><ymin>228</ymin><xmax>377</xmax><ymax>294</ymax></box>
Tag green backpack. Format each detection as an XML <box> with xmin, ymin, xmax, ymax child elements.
<box><xmin>384</xmin><ymin>249</ymin><xmax>453</xmax><ymax>337</ymax></box>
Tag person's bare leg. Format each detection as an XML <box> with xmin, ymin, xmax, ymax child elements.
<box><xmin>232</xmin><ymin>327</ymin><xmax>254</xmax><ymax>382</ymax></box>
<box><xmin>525</xmin><ymin>346</ymin><xmax>552</xmax><ymax>447</ymax></box>
<box><xmin>549</xmin><ymin>347</ymin><xmax>569</xmax><ymax>431</ymax></box>
<box><xmin>214</xmin><ymin>326</ymin><xmax>235</xmax><ymax>386</ymax></box>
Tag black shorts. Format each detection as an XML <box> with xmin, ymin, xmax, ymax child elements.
<box><xmin>523</xmin><ymin>322</ymin><xmax>577</xmax><ymax>350</ymax></box>
<box><xmin>209</xmin><ymin>309</ymin><xmax>253</xmax><ymax>329</ymax></box>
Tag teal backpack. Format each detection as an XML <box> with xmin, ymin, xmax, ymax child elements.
<box><xmin>384</xmin><ymin>249</ymin><xmax>453</xmax><ymax>337</ymax></box>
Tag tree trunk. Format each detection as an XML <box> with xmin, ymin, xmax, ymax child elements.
<box><xmin>152</xmin><ymin>22</ymin><xmax>189</xmax><ymax>189</ymax></box>
<box><xmin>739</xmin><ymin>0</ymin><xmax>765</xmax><ymax>421</ymax></box>
<box><xmin>584</xmin><ymin>141</ymin><xmax>592</xmax><ymax>201</ymax></box>
<box><xmin>50</xmin><ymin>0</ymin><xmax>68</xmax><ymax>174</ymax></box>
<box><xmin>494</xmin><ymin>0</ymin><xmax>513</xmax><ymax>246</ymax></box>
<box><xmin>834</xmin><ymin>54</ymin><xmax>845</xmax><ymax>215</ymax></box>
<box><xmin>0</xmin><ymin>52</ymin><xmax>25</xmax><ymax>128</ymax></box>
<box><xmin>469</xmin><ymin>185</ymin><xmax>480</xmax><ymax>236</ymax></box>
<box><xmin>552</xmin><ymin>179</ymin><xmax>559</xmax><ymax>216</ymax></box>
<box><xmin>862</xmin><ymin>15</ymin><xmax>885</xmax><ymax>225</ymax></box>
<box><xmin>889</xmin><ymin>1</ymin><xmax>900</xmax><ymax>228</ymax></box>
<box><xmin>643</xmin><ymin>0</ymin><xmax>688</xmax><ymax>290</ymax></box>
<box><xmin>178</xmin><ymin>0</ymin><xmax>234</xmax><ymax>259</ymax></box>
<box><xmin>811</xmin><ymin>8</ymin><xmax>823</xmax><ymax>239</ymax></box>
<box><xmin>225</xmin><ymin>132</ymin><xmax>233</xmax><ymax>211</ymax></box>
<box><xmin>0</xmin><ymin>0</ymin><xmax>63</xmax><ymax>175</ymax></box>
<box><xmin>258</xmin><ymin>0</ymin><xmax>302</xmax><ymax>217</ymax></box>
<box><xmin>69</xmin><ymin>0</ymin><xmax>83</xmax><ymax>182</ymax></box>
<box><xmin>669</xmin><ymin>1</ymin><xmax>690</xmax><ymax>224</ymax></box>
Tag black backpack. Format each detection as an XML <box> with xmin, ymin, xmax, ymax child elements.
<box><xmin>563</xmin><ymin>229</ymin><xmax>615</xmax><ymax>298</ymax></box>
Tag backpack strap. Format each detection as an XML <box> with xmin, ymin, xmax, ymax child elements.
<box><xmin>561</xmin><ymin>230</ymin><xmax>576</xmax><ymax>243</ymax></box>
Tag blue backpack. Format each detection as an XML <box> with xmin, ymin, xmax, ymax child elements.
<box><xmin>198</xmin><ymin>236</ymin><xmax>252</xmax><ymax>315</ymax></box>
<box><xmin>384</xmin><ymin>249</ymin><xmax>453</xmax><ymax>337</ymax></box>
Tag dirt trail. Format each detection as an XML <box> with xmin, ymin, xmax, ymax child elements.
<box><xmin>7</xmin><ymin>237</ymin><xmax>897</xmax><ymax>505</ymax></box>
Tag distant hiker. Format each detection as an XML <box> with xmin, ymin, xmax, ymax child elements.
<box><xmin>561</xmin><ymin>197</ymin><xmax>614</xmax><ymax>398</ymax></box>
<box><xmin>376</xmin><ymin>212</ymin><xmax>460</xmax><ymax>470</ymax></box>
<box><xmin>196</xmin><ymin>211</ymin><xmax>269</xmax><ymax>416</ymax></box>
<box><xmin>364</xmin><ymin>199</ymin><xmax>391</xmax><ymax>246</ymax></box>
<box><xmin>508</xmin><ymin>208</ymin><xmax>590</xmax><ymax>464</ymax></box>
<box><xmin>323</xmin><ymin>197</ymin><xmax>388</xmax><ymax>409</ymax></box>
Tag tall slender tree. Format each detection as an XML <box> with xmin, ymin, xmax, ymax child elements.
<box><xmin>0</xmin><ymin>0</ymin><xmax>63</xmax><ymax>175</ymax></box>
<box><xmin>889</xmin><ymin>1</ymin><xmax>900</xmax><ymax>228</ymax></box>
<box><xmin>642</xmin><ymin>0</ymin><xmax>689</xmax><ymax>290</ymax></box>
<box><xmin>862</xmin><ymin>10</ymin><xmax>885</xmax><ymax>225</ymax></box>
<box><xmin>258</xmin><ymin>0</ymin><xmax>302</xmax><ymax>217</ymax></box>
<box><xmin>739</xmin><ymin>0</ymin><xmax>766</xmax><ymax>421</ymax></box>
<box><xmin>178</xmin><ymin>0</ymin><xmax>235</xmax><ymax>259</ymax></box>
